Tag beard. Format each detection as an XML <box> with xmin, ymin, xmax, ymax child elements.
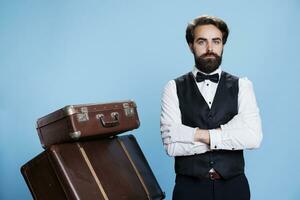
<box><xmin>194</xmin><ymin>52</ymin><xmax>222</xmax><ymax>74</ymax></box>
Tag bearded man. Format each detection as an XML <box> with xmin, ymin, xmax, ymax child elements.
<box><xmin>160</xmin><ymin>15</ymin><xmax>263</xmax><ymax>200</ymax></box>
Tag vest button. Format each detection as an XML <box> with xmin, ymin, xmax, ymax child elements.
<box><xmin>210</xmin><ymin>161</ymin><xmax>215</xmax><ymax>166</ymax></box>
<box><xmin>208</xmin><ymin>114</ymin><xmax>213</xmax><ymax>120</ymax></box>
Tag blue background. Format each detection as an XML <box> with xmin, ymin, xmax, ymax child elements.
<box><xmin>1</xmin><ymin>0</ymin><xmax>299</xmax><ymax>199</ymax></box>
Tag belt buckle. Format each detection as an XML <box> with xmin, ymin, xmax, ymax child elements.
<box><xmin>209</xmin><ymin>172</ymin><xmax>215</xmax><ymax>180</ymax></box>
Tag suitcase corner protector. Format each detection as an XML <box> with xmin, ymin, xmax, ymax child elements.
<box><xmin>63</xmin><ymin>105</ymin><xmax>77</xmax><ymax>115</ymax></box>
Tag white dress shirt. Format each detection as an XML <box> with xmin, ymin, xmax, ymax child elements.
<box><xmin>160</xmin><ymin>66</ymin><xmax>263</xmax><ymax>157</ymax></box>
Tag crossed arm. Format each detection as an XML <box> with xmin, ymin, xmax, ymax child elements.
<box><xmin>160</xmin><ymin>78</ymin><xmax>263</xmax><ymax>157</ymax></box>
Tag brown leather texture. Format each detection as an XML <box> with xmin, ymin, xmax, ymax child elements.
<box><xmin>118</xmin><ymin>135</ymin><xmax>166</xmax><ymax>200</ymax></box>
<box><xmin>21</xmin><ymin>135</ymin><xmax>165</xmax><ymax>200</ymax></box>
<box><xmin>36</xmin><ymin>100</ymin><xmax>140</xmax><ymax>148</ymax></box>
<box><xmin>206</xmin><ymin>171</ymin><xmax>222</xmax><ymax>180</ymax></box>
<box><xmin>21</xmin><ymin>152</ymin><xmax>67</xmax><ymax>200</ymax></box>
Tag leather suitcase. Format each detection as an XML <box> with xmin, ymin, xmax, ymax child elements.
<box><xmin>36</xmin><ymin>100</ymin><xmax>140</xmax><ymax>148</ymax></box>
<box><xmin>21</xmin><ymin>134</ymin><xmax>165</xmax><ymax>200</ymax></box>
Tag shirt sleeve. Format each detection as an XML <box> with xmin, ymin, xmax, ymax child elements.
<box><xmin>209</xmin><ymin>77</ymin><xmax>263</xmax><ymax>150</ymax></box>
<box><xmin>160</xmin><ymin>80</ymin><xmax>210</xmax><ymax>157</ymax></box>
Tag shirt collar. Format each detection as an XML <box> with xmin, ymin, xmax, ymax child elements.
<box><xmin>192</xmin><ymin>66</ymin><xmax>222</xmax><ymax>78</ymax></box>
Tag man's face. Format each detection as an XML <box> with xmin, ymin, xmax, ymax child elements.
<box><xmin>189</xmin><ymin>24</ymin><xmax>224</xmax><ymax>73</ymax></box>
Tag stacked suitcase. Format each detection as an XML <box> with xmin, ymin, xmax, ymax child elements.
<box><xmin>21</xmin><ymin>100</ymin><xmax>165</xmax><ymax>200</ymax></box>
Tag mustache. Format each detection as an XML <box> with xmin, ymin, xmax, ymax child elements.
<box><xmin>200</xmin><ymin>52</ymin><xmax>219</xmax><ymax>58</ymax></box>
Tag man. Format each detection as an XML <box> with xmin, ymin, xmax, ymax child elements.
<box><xmin>160</xmin><ymin>15</ymin><xmax>263</xmax><ymax>200</ymax></box>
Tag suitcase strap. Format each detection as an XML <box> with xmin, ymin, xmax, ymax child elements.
<box><xmin>117</xmin><ymin>138</ymin><xmax>151</xmax><ymax>200</ymax></box>
<box><xmin>77</xmin><ymin>143</ymin><xmax>109</xmax><ymax>200</ymax></box>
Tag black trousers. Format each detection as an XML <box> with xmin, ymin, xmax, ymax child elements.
<box><xmin>172</xmin><ymin>174</ymin><xmax>250</xmax><ymax>200</ymax></box>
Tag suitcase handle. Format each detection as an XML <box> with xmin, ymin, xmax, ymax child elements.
<box><xmin>96</xmin><ymin>112</ymin><xmax>120</xmax><ymax>128</ymax></box>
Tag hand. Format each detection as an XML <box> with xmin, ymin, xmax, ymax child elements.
<box><xmin>194</xmin><ymin>128</ymin><xmax>210</xmax><ymax>144</ymax></box>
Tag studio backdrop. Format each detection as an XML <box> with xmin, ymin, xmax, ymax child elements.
<box><xmin>0</xmin><ymin>0</ymin><xmax>299</xmax><ymax>199</ymax></box>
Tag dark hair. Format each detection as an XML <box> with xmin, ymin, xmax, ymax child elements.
<box><xmin>186</xmin><ymin>15</ymin><xmax>229</xmax><ymax>45</ymax></box>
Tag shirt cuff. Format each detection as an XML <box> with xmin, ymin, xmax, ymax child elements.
<box><xmin>209</xmin><ymin>129</ymin><xmax>222</xmax><ymax>150</ymax></box>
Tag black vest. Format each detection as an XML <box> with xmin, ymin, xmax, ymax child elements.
<box><xmin>174</xmin><ymin>71</ymin><xmax>244</xmax><ymax>179</ymax></box>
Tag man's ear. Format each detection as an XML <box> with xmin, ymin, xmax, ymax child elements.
<box><xmin>188</xmin><ymin>43</ymin><xmax>194</xmax><ymax>54</ymax></box>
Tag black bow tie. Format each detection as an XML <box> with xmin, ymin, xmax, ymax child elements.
<box><xmin>196</xmin><ymin>72</ymin><xmax>219</xmax><ymax>83</ymax></box>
